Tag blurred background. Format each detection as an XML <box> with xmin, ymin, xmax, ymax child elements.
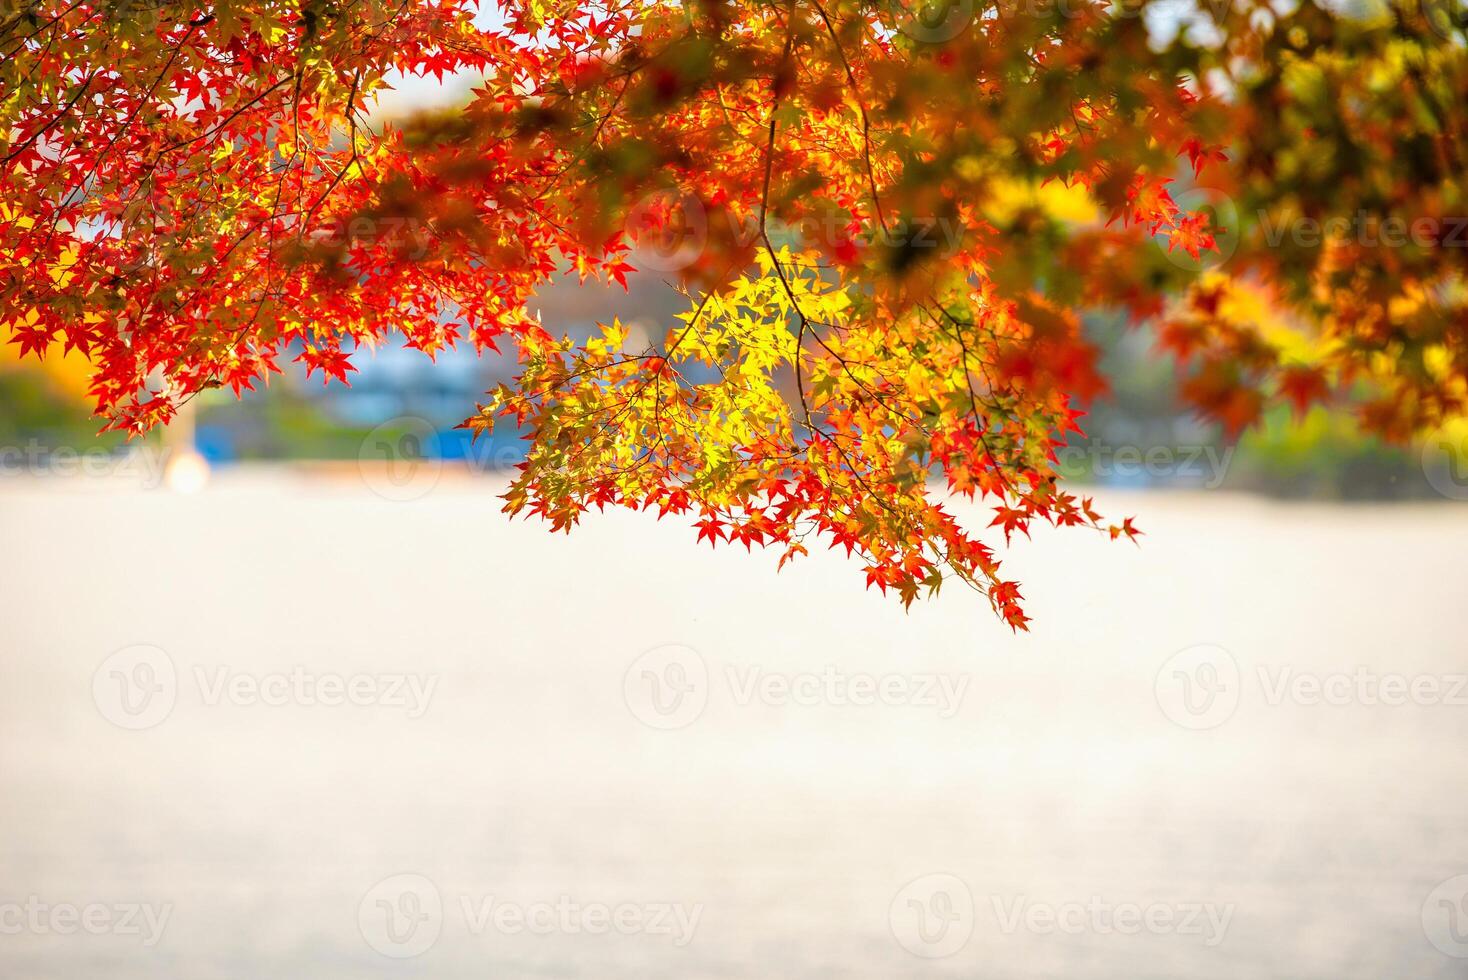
<box><xmin>4</xmin><ymin>56</ymin><xmax>1468</xmax><ymax>980</ymax></box>
<box><xmin>4</xmin><ymin>280</ymin><xmax>1456</xmax><ymax>499</ymax></box>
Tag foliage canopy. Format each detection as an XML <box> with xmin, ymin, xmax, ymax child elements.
<box><xmin>3</xmin><ymin>0</ymin><xmax>1466</xmax><ymax>622</ymax></box>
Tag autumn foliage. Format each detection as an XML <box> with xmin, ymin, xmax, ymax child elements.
<box><xmin>3</xmin><ymin>0</ymin><xmax>1466</xmax><ymax>624</ymax></box>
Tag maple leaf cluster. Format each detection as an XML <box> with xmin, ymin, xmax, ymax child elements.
<box><xmin>4</xmin><ymin>0</ymin><xmax>1466</xmax><ymax>623</ymax></box>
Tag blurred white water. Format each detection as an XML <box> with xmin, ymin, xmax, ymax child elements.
<box><xmin>1</xmin><ymin>471</ymin><xmax>1465</xmax><ymax>978</ymax></box>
